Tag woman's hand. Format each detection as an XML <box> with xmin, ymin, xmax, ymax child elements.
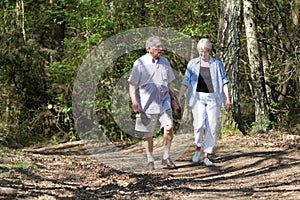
<box><xmin>225</xmin><ymin>99</ymin><xmax>232</xmax><ymax>111</ymax></box>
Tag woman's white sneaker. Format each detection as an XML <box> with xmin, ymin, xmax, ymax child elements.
<box><xmin>203</xmin><ymin>158</ymin><xmax>213</xmax><ymax>166</ymax></box>
<box><xmin>192</xmin><ymin>151</ymin><xmax>201</xmax><ymax>163</ymax></box>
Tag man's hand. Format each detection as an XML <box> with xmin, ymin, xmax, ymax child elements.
<box><xmin>131</xmin><ymin>100</ymin><xmax>140</xmax><ymax>114</ymax></box>
<box><xmin>171</xmin><ymin>99</ymin><xmax>179</xmax><ymax>112</ymax></box>
<box><xmin>129</xmin><ymin>84</ymin><xmax>140</xmax><ymax>114</ymax></box>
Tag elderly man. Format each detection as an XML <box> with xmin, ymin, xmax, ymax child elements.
<box><xmin>128</xmin><ymin>36</ymin><xmax>179</xmax><ymax>171</ymax></box>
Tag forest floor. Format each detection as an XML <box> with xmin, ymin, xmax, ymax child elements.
<box><xmin>0</xmin><ymin>130</ymin><xmax>300</xmax><ymax>200</ymax></box>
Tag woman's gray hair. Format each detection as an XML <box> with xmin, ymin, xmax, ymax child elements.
<box><xmin>197</xmin><ymin>38</ymin><xmax>212</xmax><ymax>52</ymax></box>
<box><xmin>146</xmin><ymin>36</ymin><xmax>161</xmax><ymax>48</ymax></box>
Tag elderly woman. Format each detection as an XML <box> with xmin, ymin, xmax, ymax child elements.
<box><xmin>178</xmin><ymin>38</ymin><xmax>232</xmax><ymax>166</ymax></box>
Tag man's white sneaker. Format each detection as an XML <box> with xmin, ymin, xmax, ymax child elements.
<box><xmin>192</xmin><ymin>151</ymin><xmax>201</xmax><ymax>163</ymax></box>
<box><xmin>203</xmin><ymin>158</ymin><xmax>213</xmax><ymax>166</ymax></box>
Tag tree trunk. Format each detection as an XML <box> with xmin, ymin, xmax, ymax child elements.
<box><xmin>291</xmin><ymin>0</ymin><xmax>300</xmax><ymax>102</ymax></box>
<box><xmin>278</xmin><ymin>0</ymin><xmax>299</xmax><ymax>104</ymax></box>
<box><xmin>16</xmin><ymin>0</ymin><xmax>26</xmax><ymax>41</ymax></box>
<box><xmin>4</xmin><ymin>93</ymin><xmax>10</xmax><ymax>133</ymax></box>
<box><xmin>291</xmin><ymin>0</ymin><xmax>299</xmax><ymax>26</ymax></box>
<box><xmin>261</xmin><ymin>44</ymin><xmax>271</xmax><ymax>99</ymax></box>
<box><xmin>217</xmin><ymin>0</ymin><xmax>245</xmax><ymax>135</ymax></box>
<box><xmin>181</xmin><ymin>41</ymin><xmax>196</xmax><ymax>134</ymax></box>
<box><xmin>49</xmin><ymin>0</ymin><xmax>66</xmax><ymax>61</ymax></box>
<box><xmin>243</xmin><ymin>0</ymin><xmax>269</xmax><ymax>132</ymax></box>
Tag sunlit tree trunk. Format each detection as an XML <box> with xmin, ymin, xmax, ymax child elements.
<box><xmin>291</xmin><ymin>0</ymin><xmax>299</xmax><ymax>26</ymax></box>
<box><xmin>243</xmin><ymin>0</ymin><xmax>269</xmax><ymax>131</ymax></box>
<box><xmin>16</xmin><ymin>0</ymin><xmax>26</xmax><ymax>41</ymax></box>
<box><xmin>217</xmin><ymin>0</ymin><xmax>244</xmax><ymax>134</ymax></box>
<box><xmin>181</xmin><ymin>42</ymin><xmax>196</xmax><ymax>134</ymax></box>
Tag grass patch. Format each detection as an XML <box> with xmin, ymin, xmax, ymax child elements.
<box><xmin>222</xmin><ymin>126</ymin><xmax>244</xmax><ymax>136</ymax></box>
<box><xmin>5</xmin><ymin>161</ymin><xmax>37</xmax><ymax>171</ymax></box>
<box><xmin>0</xmin><ymin>146</ymin><xmax>37</xmax><ymax>177</ymax></box>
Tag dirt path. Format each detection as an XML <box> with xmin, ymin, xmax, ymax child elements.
<box><xmin>1</xmin><ymin>131</ymin><xmax>299</xmax><ymax>199</ymax></box>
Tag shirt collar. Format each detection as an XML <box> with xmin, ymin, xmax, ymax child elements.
<box><xmin>146</xmin><ymin>53</ymin><xmax>159</xmax><ymax>63</ymax></box>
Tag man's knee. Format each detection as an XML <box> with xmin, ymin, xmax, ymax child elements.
<box><xmin>164</xmin><ymin>125</ymin><xmax>173</xmax><ymax>140</ymax></box>
<box><xmin>143</xmin><ymin>132</ymin><xmax>153</xmax><ymax>140</ymax></box>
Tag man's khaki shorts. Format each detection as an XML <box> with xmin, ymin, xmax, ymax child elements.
<box><xmin>135</xmin><ymin>109</ymin><xmax>173</xmax><ymax>133</ymax></box>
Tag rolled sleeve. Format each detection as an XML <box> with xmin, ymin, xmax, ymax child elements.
<box><xmin>219</xmin><ymin>62</ymin><xmax>229</xmax><ymax>85</ymax></box>
<box><xmin>182</xmin><ymin>66</ymin><xmax>191</xmax><ymax>86</ymax></box>
<box><xmin>168</xmin><ymin>68</ymin><xmax>176</xmax><ymax>83</ymax></box>
<box><xmin>128</xmin><ymin>60</ymin><xmax>140</xmax><ymax>86</ymax></box>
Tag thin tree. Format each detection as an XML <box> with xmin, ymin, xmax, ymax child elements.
<box><xmin>16</xmin><ymin>0</ymin><xmax>26</xmax><ymax>41</ymax></box>
<box><xmin>243</xmin><ymin>0</ymin><xmax>269</xmax><ymax>131</ymax></box>
<box><xmin>217</xmin><ymin>0</ymin><xmax>245</xmax><ymax>134</ymax></box>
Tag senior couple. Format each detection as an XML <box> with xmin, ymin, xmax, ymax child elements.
<box><xmin>128</xmin><ymin>36</ymin><xmax>232</xmax><ymax>171</ymax></box>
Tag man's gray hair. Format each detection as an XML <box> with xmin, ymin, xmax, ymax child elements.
<box><xmin>146</xmin><ymin>36</ymin><xmax>161</xmax><ymax>48</ymax></box>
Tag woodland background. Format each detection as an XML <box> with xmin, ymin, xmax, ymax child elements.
<box><xmin>0</xmin><ymin>0</ymin><xmax>299</xmax><ymax>148</ymax></box>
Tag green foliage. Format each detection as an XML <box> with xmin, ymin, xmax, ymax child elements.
<box><xmin>251</xmin><ymin>120</ymin><xmax>275</xmax><ymax>131</ymax></box>
<box><xmin>94</xmin><ymin>51</ymin><xmax>142</xmax><ymax>142</ymax></box>
<box><xmin>0</xmin><ymin>0</ymin><xmax>77</xmax><ymax>147</ymax></box>
<box><xmin>250</xmin><ymin>100</ymin><xmax>289</xmax><ymax>130</ymax></box>
<box><xmin>269</xmin><ymin>100</ymin><xmax>289</xmax><ymax>127</ymax></box>
<box><xmin>276</xmin><ymin>0</ymin><xmax>288</xmax><ymax>4</ymax></box>
<box><xmin>221</xmin><ymin>125</ymin><xmax>243</xmax><ymax>136</ymax></box>
<box><xmin>0</xmin><ymin>0</ymin><xmax>299</xmax><ymax>147</ymax></box>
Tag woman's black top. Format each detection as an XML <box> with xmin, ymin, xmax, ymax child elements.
<box><xmin>196</xmin><ymin>66</ymin><xmax>214</xmax><ymax>93</ymax></box>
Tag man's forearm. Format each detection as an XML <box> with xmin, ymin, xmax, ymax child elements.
<box><xmin>129</xmin><ymin>84</ymin><xmax>137</xmax><ymax>103</ymax></box>
<box><xmin>168</xmin><ymin>86</ymin><xmax>176</xmax><ymax>99</ymax></box>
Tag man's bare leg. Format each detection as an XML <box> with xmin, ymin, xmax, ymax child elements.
<box><xmin>144</xmin><ymin>132</ymin><xmax>154</xmax><ymax>162</ymax></box>
<box><xmin>162</xmin><ymin>125</ymin><xmax>176</xmax><ymax>168</ymax></box>
<box><xmin>163</xmin><ymin>125</ymin><xmax>173</xmax><ymax>159</ymax></box>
